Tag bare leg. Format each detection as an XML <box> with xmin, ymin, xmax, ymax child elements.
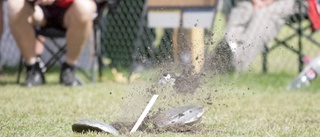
<box><xmin>35</xmin><ymin>35</ymin><xmax>45</xmax><ymax>55</ymax></box>
<box><xmin>8</xmin><ymin>0</ymin><xmax>45</xmax><ymax>65</ymax></box>
<box><xmin>63</xmin><ymin>0</ymin><xmax>97</xmax><ymax>65</ymax></box>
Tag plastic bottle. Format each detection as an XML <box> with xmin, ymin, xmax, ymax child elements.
<box><xmin>287</xmin><ymin>56</ymin><xmax>320</xmax><ymax>90</ymax></box>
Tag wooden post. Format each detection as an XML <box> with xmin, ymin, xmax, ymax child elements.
<box><xmin>190</xmin><ymin>28</ymin><xmax>205</xmax><ymax>73</ymax></box>
<box><xmin>147</xmin><ymin>0</ymin><xmax>216</xmax><ymax>73</ymax></box>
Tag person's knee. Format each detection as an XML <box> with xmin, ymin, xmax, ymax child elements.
<box><xmin>8</xmin><ymin>0</ymin><xmax>32</xmax><ymax>24</ymax></box>
<box><xmin>69</xmin><ymin>0</ymin><xmax>97</xmax><ymax>24</ymax></box>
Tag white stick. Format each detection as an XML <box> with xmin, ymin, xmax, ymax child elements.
<box><xmin>130</xmin><ymin>94</ymin><xmax>159</xmax><ymax>133</ymax></box>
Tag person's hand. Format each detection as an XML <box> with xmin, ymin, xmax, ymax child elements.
<box><xmin>34</xmin><ymin>0</ymin><xmax>55</xmax><ymax>5</ymax></box>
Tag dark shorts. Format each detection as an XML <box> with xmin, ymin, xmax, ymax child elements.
<box><xmin>28</xmin><ymin>1</ymin><xmax>69</xmax><ymax>30</ymax></box>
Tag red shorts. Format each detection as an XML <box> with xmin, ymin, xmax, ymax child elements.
<box><xmin>28</xmin><ymin>0</ymin><xmax>74</xmax><ymax>8</ymax></box>
<box><xmin>54</xmin><ymin>0</ymin><xmax>74</xmax><ymax>8</ymax></box>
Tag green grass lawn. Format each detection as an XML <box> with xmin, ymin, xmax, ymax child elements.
<box><xmin>1</xmin><ymin>68</ymin><xmax>320</xmax><ymax>136</ymax></box>
<box><xmin>1</xmin><ymin>10</ymin><xmax>320</xmax><ymax>137</ymax></box>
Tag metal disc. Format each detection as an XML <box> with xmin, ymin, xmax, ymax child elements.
<box><xmin>154</xmin><ymin>105</ymin><xmax>204</xmax><ymax>128</ymax></box>
<box><xmin>72</xmin><ymin>119</ymin><xmax>119</xmax><ymax>136</ymax></box>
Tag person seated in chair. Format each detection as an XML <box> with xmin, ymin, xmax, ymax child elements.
<box><xmin>8</xmin><ymin>0</ymin><xmax>97</xmax><ymax>87</ymax></box>
<box><xmin>211</xmin><ymin>0</ymin><xmax>304</xmax><ymax>73</ymax></box>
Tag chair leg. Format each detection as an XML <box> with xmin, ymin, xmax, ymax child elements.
<box><xmin>44</xmin><ymin>38</ymin><xmax>66</xmax><ymax>70</ymax></box>
<box><xmin>262</xmin><ymin>45</ymin><xmax>268</xmax><ymax>74</ymax></box>
<box><xmin>45</xmin><ymin>48</ymin><xmax>66</xmax><ymax>70</ymax></box>
<box><xmin>94</xmin><ymin>26</ymin><xmax>104</xmax><ymax>82</ymax></box>
<box><xmin>17</xmin><ymin>55</ymin><xmax>24</xmax><ymax>84</ymax></box>
<box><xmin>90</xmin><ymin>30</ymin><xmax>96</xmax><ymax>82</ymax></box>
<box><xmin>98</xmin><ymin>55</ymin><xmax>103</xmax><ymax>81</ymax></box>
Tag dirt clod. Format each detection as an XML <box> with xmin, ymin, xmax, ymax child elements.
<box><xmin>173</xmin><ymin>67</ymin><xmax>201</xmax><ymax>94</ymax></box>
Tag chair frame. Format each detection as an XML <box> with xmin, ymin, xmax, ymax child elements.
<box><xmin>262</xmin><ymin>0</ymin><xmax>320</xmax><ymax>73</ymax></box>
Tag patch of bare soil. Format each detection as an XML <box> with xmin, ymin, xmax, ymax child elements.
<box><xmin>111</xmin><ymin>116</ymin><xmax>209</xmax><ymax>135</ymax></box>
<box><xmin>110</xmin><ymin>121</ymin><xmax>134</xmax><ymax>134</ymax></box>
<box><xmin>113</xmin><ymin>59</ymin><xmax>217</xmax><ymax>135</ymax></box>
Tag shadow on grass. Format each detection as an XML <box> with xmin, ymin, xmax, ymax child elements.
<box><xmin>0</xmin><ymin>66</ymin><xmax>19</xmax><ymax>86</ymax></box>
<box><xmin>0</xmin><ymin>66</ymin><xmax>62</xmax><ymax>86</ymax></box>
<box><xmin>0</xmin><ymin>80</ymin><xmax>17</xmax><ymax>86</ymax></box>
<box><xmin>0</xmin><ymin>65</ymin><xmax>115</xmax><ymax>86</ymax></box>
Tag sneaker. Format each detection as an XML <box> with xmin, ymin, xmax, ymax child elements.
<box><xmin>60</xmin><ymin>62</ymin><xmax>79</xmax><ymax>86</ymax></box>
<box><xmin>23</xmin><ymin>62</ymin><xmax>45</xmax><ymax>87</ymax></box>
<box><xmin>37</xmin><ymin>56</ymin><xmax>47</xmax><ymax>72</ymax></box>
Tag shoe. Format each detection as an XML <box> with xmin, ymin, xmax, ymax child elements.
<box><xmin>37</xmin><ymin>56</ymin><xmax>47</xmax><ymax>72</ymax></box>
<box><xmin>60</xmin><ymin>62</ymin><xmax>79</xmax><ymax>86</ymax></box>
<box><xmin>23</xmin><ymin>62</ymin><xmax>45</xmax><ymax>87</ymax></box>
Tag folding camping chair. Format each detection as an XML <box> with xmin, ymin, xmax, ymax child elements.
<box><xmin>16</xmin><ymin>1</ymin><xmax>110</xmax><ymax>84</ymax></box>
<box><xmin>262</xmin><ymin>0</ymin><xmax>320</xmax><ymax>73</ymax></box>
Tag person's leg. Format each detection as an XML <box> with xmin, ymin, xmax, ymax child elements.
<box><xmin>35</xmin><ymin>35</ymin><xmax>45</xmax><ymax>55</ymax></box>
<box><xmin>208</xmin><ymin>1</ymin><xmax>253</xmax><ymax>73</ymax></box>
<box><xmin>8</xmin><ymin>0</ymin><xmax>45</xmax><ymax>65</ymax></box>
<box><xmin>35</xmin><ymin>35</ymin><xmax>45</xmax><ymax>70</ymax></box>
<box><xmin>63</xmin><ymin>0</ymin><xmax>97</xmax><ymax>65</ymax></box>
<box><xmin>8</xmin><ymin>0</ymin><xmax>46</xmax><ymax>86</ymax></box>
<box><xmin>60</xmin><ymin>0</ymin><xmax>96</xmax><ymax>86</ymax></box>
<box><xmin>225</xmin><ymin>1</ymin><xmax>254</xmax><ymax>46</ymax></box>
<box><xmin>231</xmin><ymin>0</ymin><xmax>296</xmax><ymax>71</ymax></box>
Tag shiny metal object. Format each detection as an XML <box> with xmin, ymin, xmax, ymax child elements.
<box><xmin>154</xmin><ymin>105</ymin><xmax>204</xmax><ymax>128</ymax></box>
